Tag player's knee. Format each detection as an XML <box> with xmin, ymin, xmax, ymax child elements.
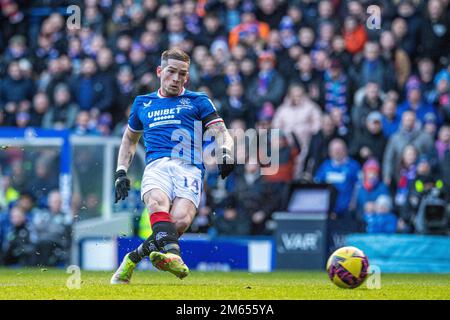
<box><xmin>174</xmin><ymin>215</ymin><xmax>192</xmax><ymax>234</ymax></box>
<box><xmin>144</xmin><ymin>191</ymin><xmax>169</xmax><ymax>213</ymax></box>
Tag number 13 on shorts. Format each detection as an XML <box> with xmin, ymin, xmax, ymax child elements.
<box><xmin>183</xmin><ymin>176</ymin><xmax>200</xmax><ymax>195</ymax></box>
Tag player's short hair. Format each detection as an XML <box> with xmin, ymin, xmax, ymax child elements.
<box><xmin>161</xmin><ymin>48</ymin><xmax>190</xmax><ymax>67</ymax></box>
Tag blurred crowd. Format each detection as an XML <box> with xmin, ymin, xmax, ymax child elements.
<box><xmin>1</xmin><ymin>0</ymin><xmax>450</xmax><ymax>264</ymax></box>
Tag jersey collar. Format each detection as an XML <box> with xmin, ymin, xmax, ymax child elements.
<box><xmin>157</xmin><ymin>87</ymin><xmax>185</xmax><ymax>98</ymax></box>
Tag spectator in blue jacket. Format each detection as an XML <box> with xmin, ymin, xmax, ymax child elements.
<box><xmin>356</xmin><ymin>158</ymin><xmax>390</xmax><ymax>218</ymax></box>
<box><xmin>397</xmin><ymin>77</ymin><xmax>440</xmax><ymax>126</ymax></box>
<box><xmin>363</xmin><ymin>195</ymin><xmax>397</xmax><ymax>234</ymax></box>
<box><xmin>314</xmin><ymin>138</ymin><xmax>361</xmax><ymax>218</ymax></box>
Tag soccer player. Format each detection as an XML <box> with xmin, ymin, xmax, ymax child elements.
<box><xmin>110</xmin><ymin>49</ymin><xmax>235</xmax><ymax>284</ymax></box>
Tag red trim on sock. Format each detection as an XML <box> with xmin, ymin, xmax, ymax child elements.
<box><xmin>150</xmin><ymin>211</ymin><xmax>172</xmax><ymax>226</ymax></box>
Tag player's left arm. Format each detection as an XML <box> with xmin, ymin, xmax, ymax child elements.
<box><xmin>205</xmin><ymin>120</ymin><xmax>235</xmax><ymax>179</ymax></box>
<box><xmin>198</xmin><ymin>95</ymin><xmax>235</xmax><ymax>178</ymax></box>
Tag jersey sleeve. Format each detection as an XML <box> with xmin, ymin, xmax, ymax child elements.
<box><xmin>196</xmin><ymin>95</ymin><xmax>223</xmax><ymax>128</ymax></box>
<box><xmin>128</xmin><ymin>97</ymin><xmax>144</xmax><ymax>132</ymax></box>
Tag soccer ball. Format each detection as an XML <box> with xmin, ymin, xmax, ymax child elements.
<box><xmin>326</xmin><ymin>246</ymin><xmax>369</xmax><ymax>289</ymax></box>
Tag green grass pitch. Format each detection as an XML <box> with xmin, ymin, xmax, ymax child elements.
<box><xmin>0</xmin><ymin>268</ymin><xmax>449</xmax><ymax>300</ymax></box>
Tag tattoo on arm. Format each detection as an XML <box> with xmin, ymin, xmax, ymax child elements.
<box><xmin>205</xmin><ymin>121</ymin><xmax>234</xmax><ymax>153</ymax></box>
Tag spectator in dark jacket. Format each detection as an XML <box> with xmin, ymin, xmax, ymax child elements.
<box><xmin>29</xmin><ymin>92</ymin><xmax>49</xmax><ymax>127</ymax></box>
<box><xmin>70</xmin><ymin>58</ymin><xmax>114</xmax><ymax>113</ymax></box>
<box><xmin>352</xmin><ymin>81</ymin><xmax>384</xmax><ymax>133</ymax></box>
<box><xmin>304</xmin><ymin>114</ymin><xmax>339</xmax><ymax>176</ymax></box>
<box><xmin>247</xmin><ymin>51</ymin><xmax>286</xmax><ymax>107</ymax></box>
<box><xmin>0</xmin><ymin>61</ymin><xmax>34</xmax><ymax>123</ymax></box>
<box><xmin>32</xmin><ymin>190</ymin><xmax>71</xmax><ymax>266</ymax></box>
<box><xmin>350</xmin><ymin>41</ymin><xmax>395</xmax><ymax>92</ymax></box>
<box><xmin>350</xmin><ymin>111</ymin><xmax>387</xmax><ymax>165</ymax></box>
<box><xmin>221</xmin><ymin>82</ymin><xmax>254</xmax><ymax>128</ymax></box>
<box><xmin>419</xmin><ymin>0</ymin><xmax>450</xmax><ymax>65</ymax></box>
<box><xmin>234</xmin><ymin>163</ymin><xmax>278</xmax><ymax>235</ymax></box>
<box><xmin>2</xmin><ymin>206</ymin><xmax>35</xmax><ymax>266</ymax></box>
<box><xmin>43</xmin><ymin>84</ymin><xmax>79</xmax><ymax>130</ymax></box>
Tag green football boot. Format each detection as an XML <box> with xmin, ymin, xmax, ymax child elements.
<box><xmin>150</xmin><ymin>252</ymin><xmax>190</xmax><ymax>279</ymax></box>
<box><xmin>110</xmin><ymin>253</ymin><xmax>136</xmax><ymax>284</ymax></box>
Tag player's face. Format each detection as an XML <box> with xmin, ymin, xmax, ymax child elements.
<box><xmin>157</xmin><ymin>59</ymin><xmax>189</xmax><ymax>96</ymax></box>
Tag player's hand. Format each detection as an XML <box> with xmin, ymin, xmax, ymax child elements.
<box><xmin>217</xmin><ymin>148</ymin><xmax>235</xmax><ymax>179</ymax></box>
<box><xmin>114</xmin><ymin>170</ymin><xmax>130</xmax><ymax>203</ymax></box>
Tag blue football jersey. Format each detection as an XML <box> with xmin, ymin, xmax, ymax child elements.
<box><xmin>128</xmin><ymin>88</ymin><xmax>222</xmax><ymax>171</ymax></box>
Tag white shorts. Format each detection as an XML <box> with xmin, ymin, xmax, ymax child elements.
<box><xmin>140</xmin><ymin>157</ymin><xmax>203</xmax><ymax>208</ymax></box>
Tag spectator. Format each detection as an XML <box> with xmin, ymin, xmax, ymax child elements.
<box><xmin>32</xmin><ymin>190</ymin><xmax>71</xmax><ymax>266</ymax></box>
<box><xmin>380</xmin><ymin>30</ymin><xmax>411</xmax><ymax>89</ymax></box>
<box><xmin>383</xmin><ymin>111</ymin><xmax>434</xmax><ymax>187</ymax></box>
<box><xmin>29</xmin><ymin>92</ymin><xmax>50</xmax><ymax>127</ymax></box>
<box><xmin>43</xmin><ymin>84</ymin><xmax>79</xmax><ymax>130</ymax></box>
<box><xmin>0</xmin><ymin>61</ymin><xmax>35</xmax><ymax>124</ymax></box>
<box><xmin>352</xmin><ymin>82</ymin><xmax>385</xmax><ymax>132</ymax></box>
<box><xmin>113</xmin><ymin>65</ymin><xmax>135</xmax><ymax>121</ymax></box>
<box><xmin>363</xmin><ymin>195</ymin><xmax>397</xmax><ymax>234</ymax></box>
<box><xmin>304</xmin><ymin>114</ymin><xmax>339</xmax><ymax>176</ymax></box>
<box><xmin>228</xmin><ymin>8</ymin><xmax>270</xmax><ymax>49</ymax></box>
<box><xmin>433</xmin><ymin>124</ymin><xmax>450</xmax><ymax>162</ymax></box>
<box><xmin>397</xmin><ymin>77</ymin><xmax>440</xmax><ymax>125</ymax></box>
<box><xmin>400</xmin><ymin>154</ymin><xmax>442</xmax><ymax>228</ymax></box>
<box><xmin>323</xmin><ymin>58</ymin><xmax>350</xmax><ymax>114</ymax></box>
<box><xmin>350</xmin><ymin>41</ymin><xmax>395</xmax><ymax>92</ymax></box>
<box><xmin>394</xmin><ymin>144</ymin><xmax>418</xmax><ymax>210</ymax></box>
<box><xmin>350</xmin><ymin>111</ymin><xmax>387</xmax><ymax>164</ymax></box>
<box><xmin>381</xmin><ymin>97</ymin><xmax>400</xmax><ymax>138</ymax></box>
<box><xmin>234</xmin><ymin>163</ymin><xmax>278</xmax><ymax>235</ymax></box>
<box><xmin>418</xmin><ymin>0</ymin><xmax>450</xmax><ymax>65</ymax></box>
<box><xmin>314</xmin><ymin>138</ymin><xmax>361</xmax><ymax>218</ymax></box>
<box><xmin>415</xmin><ymin>57</ymin><xmax>436</xmax><ymax>104</ymax></box>
<box><xmin>70</xmin><ymin>58</ymin><xmax>114</xmax><ymax>113</ymax></box>
<box><xmin>221</xmin><ymin>82</ymin><xmax>252</xmax><ymax>127</ymax></box>
<box><xmin>272</xmin><ymin>84</ymin><xmax>322</xmax><ymax>155</ymax></box>
<box><xmin>72</xmin><ymin>111</ymin><xmax>99</xmax><ymax>136</ymax></box>
<box><xmin>342</xmin><ymin>14</ymin><xmax>367</xmax><ymax>55</ymax></box>
<box><xmin>2</xmin><ymin>206</ymin><xmax>35</xmax><ymax>266</ymax></box>
<box><xmin>289</xmin><ymin>53</ymin><xmax>322</xmax><ymax>102</ymax></box>
<box><xmin>198</xmin><ymin>55</ymin><xmax>226</xmax><ymax>99</ymax></box>
<box><xmin>214</xmin><ymin>205</ymin><xmax>250</xmax><ymax>236</ymax></box>
<box><xmin>356</xmin><ymin>159</ymin><xmax>390</xmax><ymax>218</ymax></box>
<box><xmin>198</xmin><ymin>12</ymin><xmax>227</xmax><ymax>47</ymax></box>
<box><xmin>247</xmin><ymin>51</ymin><xmax>286</xmax><ymax>107</ymax></box>
<box><xmin>256</xmin><ymin>0</ymin><xmax>287</xmax><ymax>29</ymax></box>
<box><xmin>330</xmin><ymin>35</ymin><xmax>352</xmax><ymax>71</ymax></box>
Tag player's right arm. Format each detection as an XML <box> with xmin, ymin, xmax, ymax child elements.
<box><xmin>117</xmin><ymin>127</ymin><xmax>142</xmax><ymax>172</ymax></box>
<box><xmin>115</xmin><ymin>96</ymin><xmax>144</xmax><ymax>203</ymax></box>
<box><xmin>114</xmin><ymin>127</ymin><xmax>142</xmax><ymax>203</ymax></box>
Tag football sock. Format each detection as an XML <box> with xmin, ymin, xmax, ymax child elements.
<box><xmin>150</xmin><ymin>211</ymin><xmax>181</xmax><ymax>256</ymax></box>
<box><xmin>128</xmin><ymin>233</ymin><xmax>158</xmax><ymax>264</ymax></box>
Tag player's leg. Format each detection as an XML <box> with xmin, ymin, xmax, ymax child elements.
<box><xmin>128</xmin><ymin>189</ymin><xmax>171</xmax><ymax>262</ymax></box>
<box><xmin>147</xmin><ymin>191</ymin><xmax>190</xmax><ymax>279</ymax></box>
<box><xmin>149</xmin><ymin>162</ymin><xmax>201</xmax><ymax>279</ymax></box>
<box><xmin>111</xmin><ymin>189</ymin><xmax>171</xmax><ymax>284</ymax></box>
<box><xmin>170</xmin><ymin>197</ymin><xmax>197</xmax><ymax>235</ymax></box>
<box><xmin>149</xmin><ymin>198</ymin><xmax>195</xmax><ymax>279</ymax></box>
